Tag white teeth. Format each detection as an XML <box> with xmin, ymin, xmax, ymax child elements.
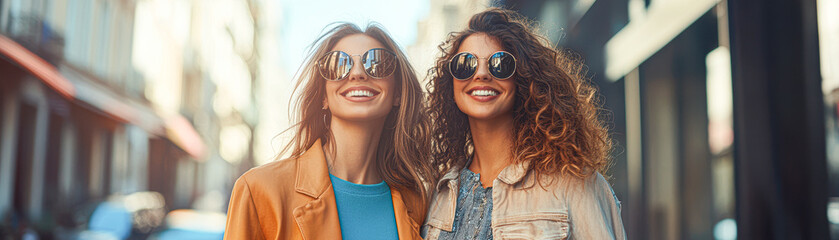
<box><xmin>470</xmin><ymin>89</ymin><xmax>499</xmax><ymax>96</ymax></box>
<box><xmin>346</xmin><ymin>90</ymin><xmax>375</xmax><ymax>97</ymax></box>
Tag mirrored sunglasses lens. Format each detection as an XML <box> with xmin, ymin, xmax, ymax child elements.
<box><xmin>363</xmin><ymin>49</ymin><xmax>397</xmax><ymax>78</ymax></box>
<box><xmin>449</xmin><ymin>53</ymin><xmax>477</xmax><ymax>80</ymax></box>
<box><xmin>489</xmin><ymin>52</ymin><xmax>516</xmax><ymax>79</ymax></box>
<box><xmin>319</xmin><ymin>51</ymin><xmax>351</xmax><ymax>80</ymax></box>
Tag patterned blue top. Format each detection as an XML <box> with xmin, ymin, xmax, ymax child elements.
<box><xmin>435</xmin><ymin>168</ymin><xmax>494</xmax><ymax>240</ymax></box>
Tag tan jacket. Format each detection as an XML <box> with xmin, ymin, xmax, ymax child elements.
<box><xmin>422</xmin><ymin>162</ymin><xmax>626</xmax><ymax>240</ymax></box>
<box><xmin>223</xmin><ymin>140</ymin><xmax>426</xmax><ymax>239</ymax></box>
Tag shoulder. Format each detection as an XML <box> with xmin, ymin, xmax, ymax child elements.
<box><xmin>534</xmin><ymin>171</ymin><xmax>615</xmax><ymax>200</ymax></box>
<box><xmin>582</xmin><ymin>172</ymin><xmax>615</xmax><ymax>198</ymax></box>
<box><xmin>548</xmin><ymin>171</ymin><xmax>618</xmax><ymax>209</ymax></box>
<box><xmin>226</xmin><ymin>158</ymin><xmax>301</xmax><ymax>240</ymax></box>
<box><xmin>234</xmin><ymin>157</ymin><xmax>299</xmax><ymax>197</ymax></box>
<box><xmin>562</xmin><ymin>171</ymin><xmax>611</xmax><ymax>191</ymax></box>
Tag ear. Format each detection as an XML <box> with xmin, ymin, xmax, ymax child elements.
<box><xmin>322</xmin><ymin>98</ymin><xmax>329</xmax><ymax>110</ymax></box>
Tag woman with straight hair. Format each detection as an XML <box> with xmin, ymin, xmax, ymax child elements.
<box><xmin>224</xmin><ymin>22</ymin><xmax>432</xmax><ymax>240</ymax></box>
<box><xmin>422</xmin><ymin>8</ymin><xmax>626</xmax><ymax>239</ymax></box>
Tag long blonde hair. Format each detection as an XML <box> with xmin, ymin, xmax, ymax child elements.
<box><xmin>281</xmin><ymin>22</ymin><xmax>432</xmax><ymax>201</ymax></box>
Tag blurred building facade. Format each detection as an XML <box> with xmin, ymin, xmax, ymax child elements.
<box><xmin>500</xmin><ymin>0</ymin><xmax>834</xmax><ymax>239</ymax></box>
<box><xmin>408</xmin><ymin>0</ymin><xmax>490</xmax><ymax>83</ymax></box>
<box><xmin>131</xmin><ymin>0</ymin><xmax>273</xmax><ymax>212</ymax></box>
<box><xmin>0</xmin><ymin>0</ymin><xmax>271</xmax><ymax>237</ymax></box>
<box><xmin>819</xmin><ymin>0</ymin><xmax>839</xmax><ymax>237</ymax></box>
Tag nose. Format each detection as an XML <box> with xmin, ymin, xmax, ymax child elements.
<box><xmin>348</xmin><ymin>55</ymin><xmax>367</xmax><ymax>81</ymax></box>
<box><xmin>472</xmin><ymin>58</ymin><xmax>491</xmax><ymax>82</ymax></box>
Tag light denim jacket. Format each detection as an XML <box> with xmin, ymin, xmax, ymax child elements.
<box><xmin>422</xmin><ymin>162</ymin><xmax>626</xmax><ymax>240</ymax></box>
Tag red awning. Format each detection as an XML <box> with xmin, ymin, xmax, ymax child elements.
<box><xmin>0</xmin><ymin>34</ymin><xmax>206</xmax><ymax>160</ymax></box>
<box><xmin>164</xmin><ymin>114</ymin><xmax>207</xmax><ymax>161</ymax></box>
<box><xmin>0</xmin><ymin>34</ymin><xmax>74</xmax><ymax>99</ymax></box>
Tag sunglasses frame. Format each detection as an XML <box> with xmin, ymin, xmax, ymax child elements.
<box><xmin>317</xmin><ymin>48</ymin><xmax>398</xmax><ymax>81</ymax></box>
<box><xmin>448</xmin><ymin>51</ymin><xmax>517</xmax><ymax>81</ymax></box>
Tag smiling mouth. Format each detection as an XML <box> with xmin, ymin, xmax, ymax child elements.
<box><xmin>467</xmin><ymin>86</ymin><xmax>501</xmax><ymax>96</ymax></box>
<box><xmin>343</xmin><ymin>89</ymin><xmax>377</xmax><ymax>97</ymax></box>
<box><xmin>468</xmin><ymin>89</ymin><xmax>500</xmax><ymax>96</ymax></box>
<box><xmin>465</xmin><ymin>86</ymin><xmax>501</xmax><ymax>102</ymax></box>
<box><xmin>339</xmin><ymin>87</ymin><xmax>381</xmax><ymax>102</ymax></box>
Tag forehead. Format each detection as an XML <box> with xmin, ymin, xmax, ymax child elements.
<box><xmin>331</xmin><ymin>34</ymin><xmax>387</xmax><ymax>55</ymax></box>
<box><xmin>457</xmin><ymin>33</ymin><xmax>505</xmax><ymax>57</ymax></box>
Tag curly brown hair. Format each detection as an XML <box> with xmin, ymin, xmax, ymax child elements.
<box><xmin>427</xmin><ymin>8</ymin><xmax>612</xmax><ymax>182</ymax></box>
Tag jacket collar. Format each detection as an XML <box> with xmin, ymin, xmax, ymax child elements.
<box><xmin>294</xmin><ymin>139</ymin><xmax>331</xmax><ymax>198</ymax></box>
<box><xmin>435</xmin><ymin>167</ymin><xmax>461</xmax><ymax>191</ymax></box>
<box><xmin>435</xmin><ymin>161</ymin><xmax>530</xmax><ymax>191</ymax></box>
<box><xmin>427</xmin><ymin>161</ymin><xmax>532</xmax><ymax>232</ymax></box>
<box><xmin>392</xmin><ymin>189</ymin><xmax>422</xmax><ymax>239</ymax></box>
<box><xmin>497</xmin><ymin>161</ymin><xmax>529</xmax><ymax>185</ymax></box>
<box><xmin>293</xmin><ymin>139</ymin><xmax>342</xmax><ymax>240</ymax></box>
<box><xmin>293</xmin><ymin>139</ymin><xmax>422</xmax><ymax>239</ymax></box>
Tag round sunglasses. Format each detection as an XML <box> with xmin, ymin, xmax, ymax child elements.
<box><xmin>317</xmin><ymin>48</ymin><xmax>398</xmax><ymax>81</ymax></box>
<box><xmin>448</xmin><ymin>51</ymin><xmax>517</xmax><ymax>80</ymax></box>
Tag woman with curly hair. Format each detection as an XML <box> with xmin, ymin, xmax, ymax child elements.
<box><xmin>422</xmin><ymin>8</ymin><xmax>626</xmax><ymax>239</ymax></box>
<box><xmin>224</xmin><ymin>23</ymin><xmax>432</xmax><ymax>239</ymax></box>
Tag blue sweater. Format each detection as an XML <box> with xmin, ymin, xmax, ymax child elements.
<box><xmin>329</xmin><ymin>174</ymin><xmax>399</xmax><ymax>240</ymax></box>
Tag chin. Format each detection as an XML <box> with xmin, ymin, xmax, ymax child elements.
<box><xmin>334</xmin><ymin>108</ymin><xmax>392</xmax><ymax>122</ymax></box>
<box><xmin>462</xmin><ymin>102</ymin><xmax>517</xmax><ymax>120</ymax></box>
<box><xmin>462</xmin><ymin>109</ymin><xmax>498</xmax><ymax>120</ymax></box>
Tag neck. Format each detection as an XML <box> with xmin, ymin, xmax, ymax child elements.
<box><xmin>467</xmin><ymin>113</ymin><xmax>515</xmax><ymax>187</ymax></box>
<box><xmin>323</xmin><ymin>116</ymin><xmax>386</xmax><ymax>185</ymax></box>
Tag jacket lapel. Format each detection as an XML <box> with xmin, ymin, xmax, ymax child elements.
<box><xmin>293</xmin><ymin>140</ymin><xmax>343</xmax><ymax>240</ymax></box>
<box><xmin>425</xmin><ymin>168</ymin><xmax>460</xmax><ymax>231</ymax></box>
<box><xmin>391</xmin><ymin>189</ymin><xmax>422</xmax><ymax>240</ymax></box>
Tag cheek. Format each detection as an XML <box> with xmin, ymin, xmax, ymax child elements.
<box><xmin>452</xmin><ymin>81</ymin><xmax>466</xmax><ymax>95</ymax></box>
<box><xmin>324</xmin><ymin>82</ymin><xmax>340</xmax><ymax>100</ymax></box>
<box><xmin>376</xmin><ymin>78</ymin><xmax>398</xmax><ymax>100</ymax></box>
<box><xmin>503</xmin><ymin>83</ymin><xmax>517</xmax><ymax>113</ymax></box>
<box><xmin>503</xmin><ymin>82</ymin><xmax>516</xmax><ymax>97</ymax></box>
<box><xmin>385</xmin><ymin>78</ymin><xmax>398</xmax><ymax>95</ymax></box>
<box><xmin>451</xmin><ymin>81</ymin><xmax>469</xmax><ymax>112</ymax></box>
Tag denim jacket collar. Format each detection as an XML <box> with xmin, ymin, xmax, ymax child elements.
<box><xmin>426</xmin><ymin>161</ymin><xmax>531</xmax><ymax>233</ymax></box>
<box><xmin>497</xmin><ymin>161</ymin><xmax>529</xmax><ymax>185</ymax></box>
<box><xmin>436</xmin><ymin>161</ymin><xmax>530</xmax><ymax>192</ymax></box>
<box><xmin>435</xmin><ymin>167</ymin><xmax>460</xmax><ymax>191</ymax></box>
